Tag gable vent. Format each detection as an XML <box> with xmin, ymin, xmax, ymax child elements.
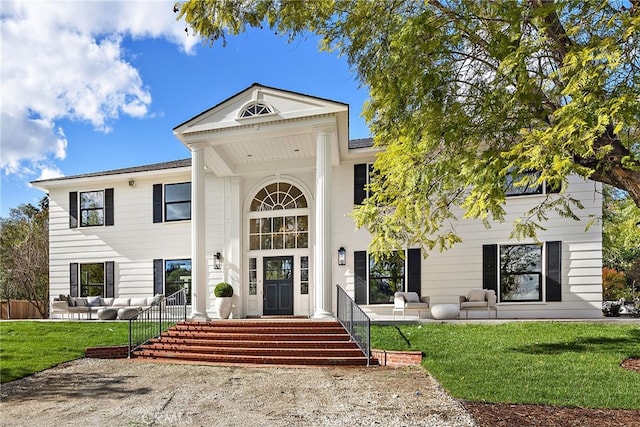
<box><xmin>238</xmin><ymin>101</ymin><xmax>275</xmax><ymax>118</ymax></box>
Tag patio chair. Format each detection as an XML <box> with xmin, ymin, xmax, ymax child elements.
<box><xmin>459</xmin><ymin>289</ymin><xmax>497</xmax><ymax>319</ymax></box>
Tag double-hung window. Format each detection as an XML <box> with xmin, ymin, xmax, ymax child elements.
<box><xmin>505</xmin><ymin>170</ymin><xmax>560</xmax><ymax>196</ymax></box>
<box><xmin>354</xmin><ymin>248</ymin><xmax>421</xmax><ymax>305</ymax></box>
<box><xmin>483</xmin><ymin>242</ymin><xmax>562</xmax><ymax>303</ymax></box>
<box><xmin>153</xmin><ymin>182</ymin><xmax>191</xmax><ymax>223</ymax></box>
<box><xmin>69</xmin><ymin>189</ymin><xmax>114</xmax><ymax>228</ymax></box>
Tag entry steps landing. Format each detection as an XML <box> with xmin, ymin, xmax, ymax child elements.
<box><xmin>133</xmin><ymin>319</ymin><xmax>374</xmax><ymax>366</ymax></box>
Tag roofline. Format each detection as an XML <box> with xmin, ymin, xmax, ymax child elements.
<box><xmin>31</xmin><ymin>158</ymin><xmax>192</xmax><ymax>186</ymax></box>
<box><xmin>172</xmin><ymin>82</ymin><xmax>350</xmax><ymax>131</ymax></box>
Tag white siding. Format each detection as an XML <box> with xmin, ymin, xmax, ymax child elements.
<box><xmin>332</xmin><ymin>164</ymin><xmax>603</xmax><ymax>319</ymax></box>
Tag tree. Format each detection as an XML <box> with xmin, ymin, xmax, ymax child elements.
<box><xmin>0</xmin><ymin>197</ymin><xmax>49</xmax><ymax>318</ymax></box>
<box><xmin>177</xmin><ymin>0</ymin><xmax>640</xmax><ymax>255</ymax></box>
<box><xmin>602</xmin><ymin>185</ymin><xmax>640</xmax><ymax>299</ymax></box>
<box><xmin>602</xmin><ymin>186</ymin><xmax>640</xmax><ymax>272</ymax></box>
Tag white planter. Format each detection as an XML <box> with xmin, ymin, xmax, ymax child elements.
<box><xmin>215</xmin><ymin>297</ymin><xmax>232</xmax><ymax>319</ymax></box>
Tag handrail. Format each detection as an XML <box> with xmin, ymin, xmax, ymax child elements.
<box><xmin>127</xmin><ymin>288</ymin><xmax>188</xmax><ymax>358</ymax></box>
<box><xmin>335</xmin><ymin>284</ymin><xmax>371</xmax><ymax>366</ymax></box>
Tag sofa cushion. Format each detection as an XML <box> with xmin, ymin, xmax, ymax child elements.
<box><xmin>152</xmin><ymin>294</ymin><xmax>164</xmax><ymax>305</ymax></box>
<box><xmin>461</xmin><ymin>301</ymin><xmax>489</xmax><ymax>309</ymax></box>
<box><xmin>112</xmin><ymin>298</ymin><xmax>130</xmax><ymax>306</ymax></box>
<box><xmin>86</xmin><ymin>296</ymin><xmax>101</xmax><ymax>307</ymax></box>
<box><xmin>74</xmin><ymin>297</ymin><xmax>88</xmax><ymax>307</ymax></box>
<box><xmin>130</xmin><ymin>297</ymin><xmax>148</xmax><ymax>307</ymax></box>
<box><xmin>100</xmin><ymin>297</ymin><xmax>114</xmax><ymax>306</ymax></box>
<box><xmin>468</xmin><ymin>289</ymin><xmax>486</xmax><ymax>302</ymax></box>
<box><xmin>404</xmin><ymin>292</ymin><xmax>420</xmax><ymax>302</ymax></box>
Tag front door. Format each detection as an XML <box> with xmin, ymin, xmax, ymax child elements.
<box><xmin>263</xmin><ymin>256</ymin><xmax>294</xmax><ymax>316</ymax></box>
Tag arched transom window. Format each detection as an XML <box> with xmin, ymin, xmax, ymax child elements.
<box><xmin>249</xmin><ymin>183</ymin><xmax>308</xmax><ymax>250</ymax></box>
<box><xmin>238</xmin><ymin>101</ymin><xmax>274</xmax><ymax>118</ymax></box>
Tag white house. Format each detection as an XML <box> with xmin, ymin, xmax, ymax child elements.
<box><xmin>33</xmin><ymin>83</ymin><xmax>603</xmax><ymax>320</ymax></box>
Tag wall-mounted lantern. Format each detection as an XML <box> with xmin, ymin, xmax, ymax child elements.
<box><xmin>214</xmin><ymin>252</ymin><xmax>222</xmax><ymax>270</ymax></box>
<box><xmin>337</xmin><ymin>247</ymin><xmax>346</xmax><ymax>266</ymax></box>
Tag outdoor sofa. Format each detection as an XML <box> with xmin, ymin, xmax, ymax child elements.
<box><xmin>51</xmin><ymin>295</ymin><xmax>163</xmax><ymax>320</ymax></box>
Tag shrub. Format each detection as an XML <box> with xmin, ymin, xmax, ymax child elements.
<box><xmin>214</xmin><ymin>282</ymin><xmax>233</xmax><ymax>298</ymax></box>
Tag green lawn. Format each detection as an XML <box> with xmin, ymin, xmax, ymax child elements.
<box><xmin>0</xmin><ymin>321</ymin><xmax>129</xmax><ymax>383</ymax></box>
<box><xmin>2</xmin><ymin>321</ymin><xmax>639</xmax><ymax>410</ymax></box>
<box><xmin>372</xmin><ymin>322</ymin><xmax>640</xmax><ymax>409</ymax></box>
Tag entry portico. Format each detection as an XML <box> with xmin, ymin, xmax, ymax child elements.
<box><xmin>173</xmin><ymin>83</ymin><xmax>350</xmax><ymax>319</ymax></box>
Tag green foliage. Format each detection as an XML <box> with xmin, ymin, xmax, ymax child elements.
<box><xmin>214</xmin><ymin>282</ymin><xmax>233</xmax><ymax>297</ymax></box>
<box><xmin>603</xmin><ymin>186</ymin><xmax>640</xmax><ymax>271</ymax></box>
<box><xmin>179</xmin><ymin>0</ymin><xmax>640</xmax><ymax>254</ymax></box>
<box><xmin>372</xmin><ymin>322</ymin><xmax>640</xmax><ymax>409</ymax></box>
<box><xmin>602</xmin><ymin>267</ymin><xmax>629</xmax><ymax>301</ymax></box>
<box><xmin>0</xmin><ymin>197</ymin><xmax>49</xmax><ymax>318</ymax></box>
<box><xmin>0</xmin><ymin>321</ymin><xmax>129</xmax><ymax>383</ymax></box>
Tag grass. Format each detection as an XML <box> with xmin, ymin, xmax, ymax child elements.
<box><xmin>0</xmin><ymin>321</ymin><xmax>129</xmax><ymax>383</ymax></box>
<box><xmin>372</xmin><ymin>322</ymin><xmax>640</xmax><ymax>409</ymax></box>
<box><xmin>1</xmin><ymin>321</ymin><xmax>638</xmax><ymax>410</ymax></box>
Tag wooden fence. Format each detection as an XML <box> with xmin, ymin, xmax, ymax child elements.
<box><xmin>0</xmin><ymin>300</ymin><xmax>45</xmax><ymax>319</ymax></box>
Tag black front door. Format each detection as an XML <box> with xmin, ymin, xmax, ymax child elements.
<box><xmin>263</xmin><ymin>256</ymin><xmax>294</xmax><ymax>316</ymax></box>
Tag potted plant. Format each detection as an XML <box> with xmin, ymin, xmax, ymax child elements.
<box><xmin>214</xmin><ymin>282</ymin><xmax>234</xmax><ymax>319</ymax></box>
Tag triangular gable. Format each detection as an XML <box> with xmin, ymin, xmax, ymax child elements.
<box><xmin>173</xmin><ymin>83</ymin><xmax>348</xmax><ymax>136</ymax></box>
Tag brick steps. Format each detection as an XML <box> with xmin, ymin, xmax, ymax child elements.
<box><xmin>132</xmin><ymin>319</ymin><xmax>373</xmax><ymax>366</ymax></box>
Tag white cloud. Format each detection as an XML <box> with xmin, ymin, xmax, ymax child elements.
<box><xmin>0</xmin><ymin>0</ymin><xmax>198</xmax><ymax>176</ymax></box>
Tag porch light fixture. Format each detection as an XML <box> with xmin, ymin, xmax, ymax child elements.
<box><xmin>337</xmin><ymin>247</ymin><xmax>346</xmax><ymax>266</ymax></box>
<box><xmin>214</xmin><ymin>252</ymin><xmax>222</xmax><ymax>269</ymax></box>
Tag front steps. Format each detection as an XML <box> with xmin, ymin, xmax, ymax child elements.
<box><xmin>132</xmin><ymin>319</ymin><xmax>373</xmax><ymax>366</ymax></box>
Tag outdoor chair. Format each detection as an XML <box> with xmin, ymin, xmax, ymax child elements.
<box><xmin>459</xmin><ymin>289</ymin><xmax>497</xmax><ymax>318</ymax></box>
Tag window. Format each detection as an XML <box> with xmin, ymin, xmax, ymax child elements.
<box><xmin>238</xmin><ymin>101</ymin><xmax>274</xmax><ymax>118</ymax></box>
<box><xmin>505</xmin><ymin>171</ymin><xmax>560</xmax><ymax>196</ymax></box>
<box><xmin>79</xmin><ymin>263</ymin><xmax>105</xmax><ymax>296</ymax></box>
<box><xmin>69</xmin><ymin>189</ymin><xmax>113</xmax><ymax>228</ymax></box>
<box><xmin>354</xmin><ymin>248</ymin><xmax>421</xmax><ymax>305</ymax></box>
<box><xmin>249</xmin><ymin>258</ymin><xmax>257</xmax><ymax>295</ymax></box>
<box><xmin>165</xmin><ymin>183</ymin><xmax>191</xmax><ymax>221</ymax></box>
<box><xmin>500</xmin><ymin>244</ymin><xmax>542</xmax><ymax>302</ymax></box>
<box><xmin>369</xmin><ymin>252</ymin><xmax>405</xmax><ymax>304</ymax></box>
<box><xmin>482</xmin><ymin>242</ymin><xmax>562</xmax><ymax>303</ymax></box>
<box><xmin>153</xmin><ymin>183</ymin><xmax>191</xmax><ymax>222</ymax></box>
<box><xmin>80</xmin><ymin>191</ymin><xmax>104</xmax><ymax>226</ymax></box>
<box><xmin>165</xmin><ymin>259</ymin><xmax>191</xmax><ymax>304</ymax></box>
<box><xmin>249</xmin><ymin>183</ymin><xmax>309</xmax><ymax>250</ymax></box>
<box><xmin>300</xmin><ymin>256</ymin><xmax>309</xmax><ymax>295</ymax></box>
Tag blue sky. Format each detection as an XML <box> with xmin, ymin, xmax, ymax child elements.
<box><xmin>0</xmin><ymin>1</ymin><xmax>370</xmax><ymax>217</ymax></box>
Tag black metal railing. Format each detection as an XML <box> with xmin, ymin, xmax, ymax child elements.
<box><xmin>128</xmin><ymin>289</ymin><xmax>188</xmax><ymax>358</ymax></box>
<box><xmin>336</xmin><ymin>284</ymin><xmax>371</xmax><ymax>365</ymax></box>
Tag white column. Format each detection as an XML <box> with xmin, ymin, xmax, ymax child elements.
<box><xmin>313</xmin><ymin>128</ymin><xmax>334</xmax><ymax>318</ymax></box>
<box><xmin>190</xmin><ymin>144</ymin><xmax>209</xmax><ymax>320</ymax></box>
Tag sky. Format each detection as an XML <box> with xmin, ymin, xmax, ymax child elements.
<box><xmin>0</xmin><ymin>0</ymin><xmax>371</xmax><ymax>218</ymax></box>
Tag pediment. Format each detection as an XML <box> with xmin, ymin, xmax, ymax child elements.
<box><xmin>173</xmin><ymin>83</ymin><xmax>348</xmax><ymax>136</ymax></box>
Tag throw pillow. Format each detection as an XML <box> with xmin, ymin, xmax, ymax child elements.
<box><xmin>130</xmin><ymin>297</ymin><xmax>148</xmax><ymax>306</ymax></box>
<box><xmin>468</xmin><ymin>289</ymin><xmax>486</xmax><ymax>302</ymax></box>
<box><xmin>86</xmin><ymin>296</ymin><xmax>101</xmax><ymax>307</ymax></box>
<box><xmin>74</xmin><ymin>298</ymin><xmax>88</xmax><ymax>307</ymax></box>
<box><xmin>404</xmin><ymin>292</ymin><xmax>421</xmax><ymax>302</ymax></box>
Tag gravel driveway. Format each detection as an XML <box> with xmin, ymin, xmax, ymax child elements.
<box><xmin>0</xmin><ymin>358</ymin><xmax>476</xmax><ymax>427</ymax></box>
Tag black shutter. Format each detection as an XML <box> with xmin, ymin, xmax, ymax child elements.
<box><xmin>153</xmin><ymin>259</ymin><xmax>164</xmax><ymax>295</ymax></box>
<box><xmin>153</xmin><ymin>184</ymin><xmax>163</xmax><ymax>223</ymax></box>
<box><xmin>546</xmin><ymin>241</ymin><xmax>562</xmax><ymax>301</ymax></box>
<box><xmin>354</xmin><ymin>251</ymin><xmax>367</xmax><ymax>304</ymax></box>
<box><xmin>105</xmin><ymin>188</ymin><xmax>114</xmax><ymax>226</ymax></box>
<box><xmin>482</xmin><ymin>244</ymin><xmax>498</xmax><ymax>294</ymax></box>
<box><xmin>69</xmin><ymin>192</ymin><xmax>78</xmax><ymax>228</ymax></box>
<box><xmin>407</xmin><ymin>248</ymin><xmax>421</xmax><ymax>295</ymax></box>
<box><xmin>354</xmin><ymin>164</ymin><xmax>367</xmax><ymax>205</ymax></box>
<box><xmin>105</xmin><ymin>261</ymin><xmax>115</xmax><ymax>298</ymax></box>
<box><xmin>70</xmin><ymin>263</ymin><xmax>79</xmax><ymax>297</ymax></box>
